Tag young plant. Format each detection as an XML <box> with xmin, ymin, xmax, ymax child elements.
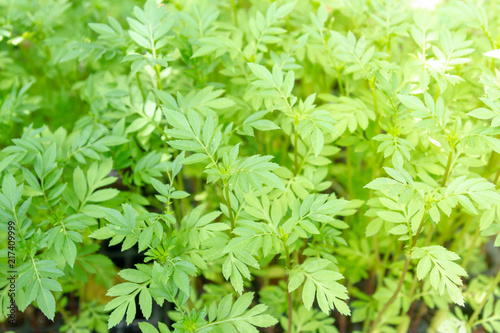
<box><xmin>1</xmin><ymin>1</ymin><xmax>500</xmax><ymax>333</ymax></box>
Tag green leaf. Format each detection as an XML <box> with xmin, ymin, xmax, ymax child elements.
<box><xmin>204</xmin><ymin>292</ymin><xmax>278</xmax><ymax>331</ymax></box>
<box><xmin>412</xmin><ymin>246</ymin><xmax>467</xmax><ymax>306</ymax></box>
<box><xmin>139</xmin><ymin>322</ymin><xmax>159</xmax><ymax>333</ymax></box>
<box><xmin>73</xmin><ymin>167</ymin><xmax>87</xmax><ymax>202</ymax></box>
<box><xmin>248</xmin><ymin>63</ymin><xmax>274</xmax><ymax>83</ymax></box>
<box><xmin>291</xmin><ymin>259</ymin><xmax>350</xmax><ymax>315</ymax></box>
<box><xmin>106</xmin><ymin>266</ymin><xmax>152</xmax><ymax>328</ymax></box>
<box><xmin>88</xmin><ymin>189</ymin><xmax>119</xmax><ymax>202</ymax></box>
<box><xmin>17</xmin><ymin>260</ymin><xmax>63</xmax><ymax>321</ymax></box>
<box><xmin>311</xmin><ymin>128</ymin><xmax>324</xmax><ymax>157</ymax></box>
<box><xmin>139</xmin><ymin>288</ymin><xmax>152</xmax><ymax>319</ymax></box>
<box><xmin>37</xmin><ymin>287</ymin><xmax>56</xmax><ymax>321</ymax></box>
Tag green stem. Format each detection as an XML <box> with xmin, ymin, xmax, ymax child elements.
<box><xmin>485</xmin><ymin>152</ymin><xmax>498</xmax><ymax>177</ymax></box>
<box><xmin>372</xmin><ymin>234</ymin><xmax>381</xmax><ymax>290</ymax></box>
<box><xmin>437</xmin><ymin>216</ymin><xmax>453</xmax><ymax>245</ymax></box>
<box><xmin>387</xmin><ymin>34</ymin><xmax>392</xmax><ymax>60</ymax></box>
<box><xmin>297</xmin><ymin>148</ymin><xmax>312</xmax><ymax>175</ymax></box>
<box><xmin>494</xmin><ymin>167</ymin><xmax>500</xmax><ymax>185</ymax></box>
<box><xmin>231</xmin><ymin>0</ymin><xmax>238</xmax><ymax>27</ymax></box>
<box><xmin>224</xmin><ymin>183</ymin><xmax>235</xmax><ymax>230</ymax></box>
<box><xmin>147</xmin><ymin>23</ymin><xmax>163</xmax><ymax>91</ymax></box>
<box><xmin>346</xmin><ymin>145</ymin><xmax>353</xmax><ymax>198</ymax></box>
<box><xmin>155</xmin><ymin>65</ymin><xmax>163</xmax><ymax>90</ymax></box>
<box><xmin>409</xmin><ymin>227</ymin><xmax>433</xmax><ymax>296</ymax></box>
<box><xmin>283</xmin><ymin>241</ymin><xmax>294</xmax><ymax>333</ymax></box>
<box><xmin>136</xmin><ymin>72</ymin><xmax>146</xmax><ymax>100</ymax></box>
<box><xmin>441</xmin><ymin>149</ymin><xmax>453</xmax><ymax>187</ymax></box>
<box><xmin>481</xmin><ymin>25</ymin><xmax>496</xmax><ymax>71</ymax></box>
<box><xmin>166</xmin><ymin>171</ymin><xmax>182</xmax><ymax>225</ymax></box>
<box><xmin>294</xmin><ymin>120</ymin><xmax>299</xmax><ymax>176</ymax></box>
<box><xmin>370</xmin><ymin>213</ymin><xmax>426</xmax><ymax>331</ymax></box>
<box><xmin>461</xmin><ymin>225</ymin><xmax>480</xmax><ymax>269</ymax></box>
<box><xmin>175</xmin><ymin>169</ymin><xmax>186</xmax><ymax>218</ymax></box>
<box><xmin>481</xmin><ymin>25</ymin><xmax>496</xmax><ymax>50</ymax></box>
<box><xmin>450</xmin><ymin>215</ymin><xmax>473</xmax><ymax>252</ymax></box>
<box><xmin>370</xmin><ymin>79</ymin><xmax>379</xmax><ymax>125</ymax></box>
<box><xmin>281</xmin><ymin>134</ymin><xmax>290</xmax><ymax>166</ymax></box>
<box><xmin>406</xmin><ymin>225</ymin><xmax>433</xmax><ymax>316</ymax></box>
<box><xmin>378</xmin><ymin>237</ymin><xmax>394</xmax><ymax>289</ymax></box>
<box><xmin>467</xmin><ymin>267</ymin><xmax>500</xmax><ymax>328</ymax></box>
<box><xmin>41</xmin><ymin>181</ymin><xmax>55</xmax><ymax>215</ymax></box>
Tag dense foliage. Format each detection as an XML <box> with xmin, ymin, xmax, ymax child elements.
<box><xmin>1</xmin><ymin>0</ymin><xmax>500</xmax><ymax>332</ymax></box>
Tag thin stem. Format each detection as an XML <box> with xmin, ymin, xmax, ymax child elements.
<box><xmin>168</xmin><ymin>288</ymin><xmax>187</xmax><ymax>317</ymax></box>
<box><xmin>346</xmin><ymin>145</ymin><xmax>353</xmax><ymax>198</ymax></box>
<box><xmin>372</xmin><ymin>234</ymin><xmax>381</xmax><ymax>291</ymax></box>
<box><xmin>370</xmin><ymin>213</ymin><xmax>426</xmax><ymax>331</ymax></box>
<box><xmin>482</xmin><ymin>25</ymin><xmax>496</xmax><ymax>51</ymax></box>
<box><xmin>224</xmin><ymin>183</ymin><xmax>236</xmax><ymax>230</ymax></box>
<box><xmin>467</xmin><ymin>267</ymin><xmax>500</xmax><ymax>328</ymax></box>
<box><xmin>231</xmin><ymin>0</ymin><xmax>238</xmax><ymax>27</ymax></box>
<box><xmin>370</xmin><ymin>78</ymin><xmax>379</xmax><ymax>125</ymax></box>
<box><xmin>393</xmin><ymin>241</ymin><xmax>403</xmax><ymax>263</ymax></box>
<box><xmin>387</xmin><ymin>34</ymin><xmax>392</xmax><ymax>60</ymax></box>
<box><xmin>297</xmin><ymin>148</ymin><xmax>312</xmax><ymax>175</ymax></box>
<box><xmin>172</xmin><ymin>195</ymin><xmax>182</xmax><ymax>223</ymax></box>
<box><xmin>450</xmin><ymin>215</ymin><xmax>473</xmax><ymax>252</ymax></box>
<box><xmin>175</xmin><ymin>169</ymin><xmax>186</xmax><ymax>218</ymax></box>
<box><xmin>437</xmin><ymin>216</ymin><xmax>453</xmax><ymax>245</ymax></box>
<box><xmin>166</xmin><ymin>171</ymin><xmax>182</xmax><ymax>225</ymax></box>
<box><xmin>371</xmin><ymin>253</ymin><xmax>413</xmax><ymax>330</ymax></box>
<box><xmin>407</xmin><ymin>226</ymin><xmax>433</xmax><ymax>318</ymax></box>
<box><xmin>192</xmin><ymin>135</ymin><xmax>236</xmax><ymax>231</ymax></box>
<box><xmin>485</xmin><ymin>151</ymin><xmax>498</xmax><ymax>174</ymax></box>
<box><xmin>321</xmin><ymin>29</ymin><xmax>343</xmax><ymax>96</ymax></box>
<box><xmin>441</xmin><ymin>149</ymin><xmax>454</xmax><ymax>187</ymax></box>
<box><xmin>481</xmin><ymin>25</ymin><xmax>496</xmax><ymax>71</ymax></box>
<box><xmin>148</xmin><ymin>23</ymin><xmax>163</xmax><ymax>91</ymax></box>
<box><xmin>281</xmin><ymin>134</ymin><xmax>290</xmax><ymax>166</ymax></box>
<box><xmin>406</xmin><ymin>274</ymin><xmax>420</xmax><ymax>316</ymax></box>
<box><xmin>294</xmin><ymin>120</ymin><xmax>299</xmax><ymax>176</ymax></box>
<box><xmin>12</xmin><ymin>201</ymin><xmax>27</xmax><ymax>245</ymax></box>
<box><xmin>283</xmin><ymin>242</ymin><xmax>294</xmax><ymax>333</ymax></box>
<box><xmin>461</xmin><ymin>225</ymin><xmax>480</xmax><ymax>269</ymax></box>
<box><xmin>408</xmin><ymin>259</ymin><xmax>427</xmax><ymax>307</ymax></box>
<box><xmin>155</xmin><ymin>65</ymin><xmax>163</xmax><ymax>90</ymax></box>
<box><xmin>41</xmin><ymin>181</ymin><xmax>55</xmax><ymax>215</ymax></box>
<box><xmin>378</xmin><ymin>237</ymin><xmax>394</xmax><ymax>289</ymax></box>
<box><xmin>494</xmin><ymin>167</ymin><xmax>500</xmax><ymax>185</ymax></box>
<box><xmin>336</xmin><ymin>67</ymin><xmax>345</xmax><ymax>95</ymax></box>
<box><xmin>136</xmin><ymin>72</ymin><xmax>146</xmax><ymax>100</ymax></box>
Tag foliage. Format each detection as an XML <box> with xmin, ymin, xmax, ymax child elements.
<box><xmin>1</xmin><ymin>0</ymin><xmax>500</xmax><ymax>332</ymax></box>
